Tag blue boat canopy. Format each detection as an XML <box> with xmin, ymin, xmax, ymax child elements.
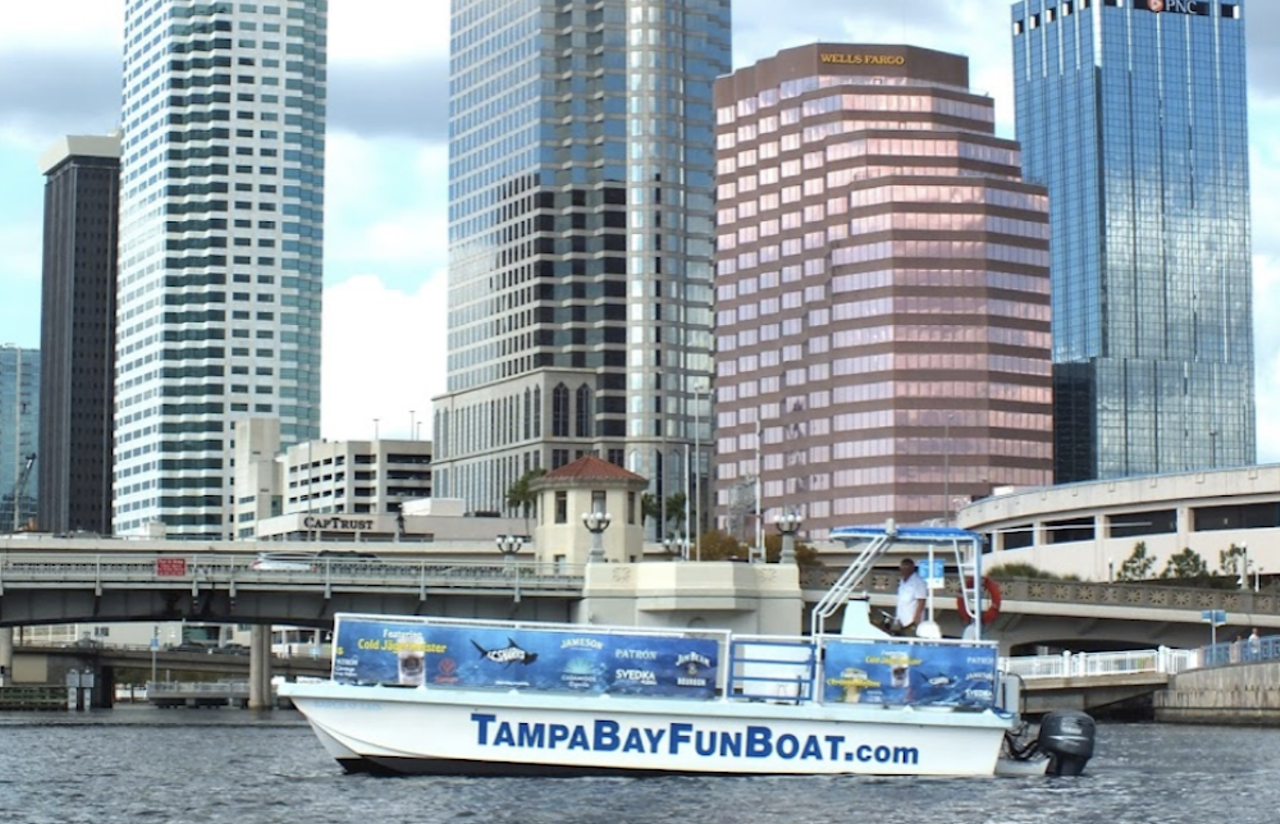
<box><xmin>828</xmin><ymin>524</ymin><xmax>985</xmax><ymax>546</ymax></box>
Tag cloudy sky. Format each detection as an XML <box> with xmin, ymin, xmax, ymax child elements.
<box><xmin>1</xmin><ymin>0</ymin><xmax>1276</xmax><ymax>459</ymax></box>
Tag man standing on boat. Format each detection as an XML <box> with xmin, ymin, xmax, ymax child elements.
<box><xmin>892</xmin><ymin>559</ymin><xmax>928</xmax><ymax>637</ymax></box>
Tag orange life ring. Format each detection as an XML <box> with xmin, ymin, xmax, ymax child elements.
<box><xmin>957</xmin><ymin>576</ymin><xmax>1002</xmax><ymax>625</ymax></box>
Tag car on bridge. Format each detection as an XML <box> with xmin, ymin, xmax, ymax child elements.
<box><xmin>249</xmin><ymin>552</ymin><xmax>318</xmax><ymax>572</ymax></box>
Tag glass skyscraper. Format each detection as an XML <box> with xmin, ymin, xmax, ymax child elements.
<box><xmin>1012</xmin><ymin>0</ymin><xmax>1253</xmax><ymax>482</ymax></box>
<box><xmin>1</xmin><ymin>346</ymin><xmax>40</xmax><ymax>532</ymax></box>
<box><xmin>713</xmin><ymin>44</ymin><xmax>1053</xmax><ymax>539</ymax></box>
<box><xmin>114</xmin><ymin>0</ymin><xmax>326</xmax><ymax>538</ymax></box>
<box><xmin>433</xmin><ymin>0</ymin><xmax>730</xmax><ymax>516</ymax></box>
<box><xmin>39</xmin><ymin>135</ymin><xmax>121</xmax><ymax>536</ymax></box>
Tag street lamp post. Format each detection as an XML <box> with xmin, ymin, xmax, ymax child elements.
<box><xmin>942</xmin><ymin>413</ymin><xmax>954</xmax><ymax>525</ymax></box>
<box><xmin>693</xmin><ymin>383</ymin><xmax>707</xmax><ymax>561</ymax></box>
<box><xmin>582</xmin><ymin>510</ymin><xmax>612</xmax><ymax>564</ymax></box>
<box><xmin>775</xmin><ymin>509</ymin><xmax>803</xmax><ymax>565</ymax></box>
<box><xmin>150</xmin><ymin>625</ymin><xmax>159</xmax><ymax>687</ymax></box>
<box><xmin>495</xmin><ymin>534</ymin><xmax>523</xmax><ymax>568</ymax></box>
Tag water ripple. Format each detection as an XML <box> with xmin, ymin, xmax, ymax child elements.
<box><xmin>1</xmin><ymin>709</ymin><xmax>1278</xmax><ymax>824</ymax></box>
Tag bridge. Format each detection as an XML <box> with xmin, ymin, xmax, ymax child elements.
<box><xmin>4</xmin><ymin>550</ymin><xmax>1280</xmax><ymax>651</ymax></box>
<box><xmin>0</xmin><ymin>551</ymin><xmax>584</xmax><ymax>628</ymax></box>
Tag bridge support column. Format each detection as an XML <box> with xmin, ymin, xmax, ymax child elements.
<box><xmin>0</xmin><ymin>627</ymin><xmax>12</xmax><ymax>686</ymax></box>
<box><xmin>248</xmin><ymin>624</ymin><xmax>273</xmax><ymax>710</ymax></box>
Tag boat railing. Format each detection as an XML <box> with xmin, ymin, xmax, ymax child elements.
<box><xmin>726</xmin><ymin>633</ymin><xmax>1000</xmax><ymax>710</ymax></box>
<box><xmin>809</xmin><ymin>533</ymin><xmax>894</xmax><ymax>636</ymax></box>
<box><xmin>728</xmin><ymin>637</ymin><xmax>816</xmax><ymax>704</ymax></box>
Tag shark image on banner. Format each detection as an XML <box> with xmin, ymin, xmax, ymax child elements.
<box><xmin>472</xmin><ymin>638</ymin><xmax>539</xmax><ymax>667</ymax></box>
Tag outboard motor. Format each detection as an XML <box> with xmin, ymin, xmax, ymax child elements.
<box><xmin>1037</xmin><ymin>711</ymin><xmax>1096</xmax><ymax>776</ymax></box>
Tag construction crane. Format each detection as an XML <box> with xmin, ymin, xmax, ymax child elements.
<box><xmin>10</xmin><ymin>452</ymin><xmax>35</xmax><ymax>532</ymax></box>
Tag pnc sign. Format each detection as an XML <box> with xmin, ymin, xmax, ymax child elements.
<box><xmin>1145</xmin><ymin>0</ymin><xmax>1208</xmax><ymax>14</ymax></box>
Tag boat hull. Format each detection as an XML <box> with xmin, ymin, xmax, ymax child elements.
<box><xmin>284</xmin><ymin>682</ymin><xmax>1012</xmax><ymax>778</ymax></box>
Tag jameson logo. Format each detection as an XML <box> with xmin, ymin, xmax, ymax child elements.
<box><xmin>819</xmin><ymin>53</ymin><xmax>906</xmax><ymax>66</ymax></box>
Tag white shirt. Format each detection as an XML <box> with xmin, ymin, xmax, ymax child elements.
<box><xmin>895</xmin><ymin>572</ymin><xmax>927</xmax><ymax>627</ymax></box>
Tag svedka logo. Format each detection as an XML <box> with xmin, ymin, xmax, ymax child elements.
<box><xmin>819</xmin><ymin>53</ymin><xmax>906</xmax><ymax>67</ymax></box>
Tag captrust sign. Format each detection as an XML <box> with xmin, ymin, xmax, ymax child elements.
<box><xmin>303</xmin><ymin>515</ymin><xmax>374</xmax><ymax>531</ymax></box>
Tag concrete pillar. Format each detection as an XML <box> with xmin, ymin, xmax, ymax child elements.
<box><xmin>248</xmin><ymin>624</ymin><xmax>273</xmax><ymax>710</ymax></box>
<box><xmin>0</xmin><ymin>627</ymin><xmax>12</xmax><ymax>686</ymax></box>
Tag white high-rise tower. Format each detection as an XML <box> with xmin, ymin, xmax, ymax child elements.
<box><xmin>114</xmin><ymin>0</ymin><xmax>326</xmax><ymax>539</ymax></box>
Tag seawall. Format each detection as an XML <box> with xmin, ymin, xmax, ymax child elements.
<box><xmin>1155</xmin><ymin>662</ymin><xmax>1280</xmax><ymax>725</ymax></box>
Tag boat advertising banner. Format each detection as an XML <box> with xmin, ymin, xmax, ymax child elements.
<box><xmin>821</xmin><ymin>640</ymin><xmax>997</xmax><ymax>708</ymax></box>
<box><xmin>331</xmin><ymin>616</ymin><xmax>720</xmax><ymax>699</ymax></box>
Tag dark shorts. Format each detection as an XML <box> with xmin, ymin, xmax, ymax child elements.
<box><xmin>889</xmin><ymin>621</ymin><xmax>918</xmax><ymax>638</ymax></box>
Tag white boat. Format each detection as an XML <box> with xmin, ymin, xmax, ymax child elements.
<box><xmin>282</xmin><ymin>524</ymin><xmax>1088</xmax><ymax>777</ymax></box>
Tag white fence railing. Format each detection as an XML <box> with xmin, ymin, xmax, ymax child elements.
<box><xmin>1000</xmin><ymin>647</ymin><xmax>1199</xmax><ymax>680</ymax></box>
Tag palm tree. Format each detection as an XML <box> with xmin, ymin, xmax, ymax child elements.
<box><xmin>505</xmin><ymin>468</ymin><xmax>547</xmax><ymax>536</ymax></box>
<box><xmin>664</xmin><ymin>492</ymin><xmax>687</xmax><ymax>538</ymax></box>
<box><xmin>640</xmin><ymin>492</ymin><xmax>662</xmax><ymax>534</ymax></box>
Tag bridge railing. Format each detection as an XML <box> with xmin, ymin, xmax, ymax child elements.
<box><xmin>0</xmin><ymin>553</ymin><xmax>587</xmax><ymax>592</ymax></box>
<box><xmin>1197</xmin><ymin>634</ymin><xmax>1280</xmax><ymax>668</ymax></box>
<box><xmin>1001</xmin><ymin>647</ymin><xmax>1197</xmax><ymax>680</ymax></box>
<box><xmin>147</xmin><ymin>680</ymin><xmax>249</xmax><ymax>696</ymax></box>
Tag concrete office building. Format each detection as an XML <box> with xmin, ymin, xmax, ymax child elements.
<box><xmin>231</xmin><ymin>418</ymin><xmax>435</xmax><ymax>539</ymax></box>
<box><xmin>431</xmin><ymin>0</ymin><xmax>731</xmax><ymax>519</ymax></box>
<box><xmin>113</xmin><ymin>0</ymin><xmax>327</xmax><ymax>539</ymax></box>
<box><xmin>713</xmin><ymin>44</ymin><xmax>1053</xmax><ymax>540</ymax></box>
<box><xmin>37</xmin><ymin>135</ymin><xmax>121</xmax><ymax>535</ymax></box>
<box><xmin>1012</xmin><ymin>0</ymin><xmax>1253</xmax><ymax>481</ymax></box>
<box><xmin>959</xmin><ymin>464</ymin><xmax>1280</xmax><ymax>584</ymax></box>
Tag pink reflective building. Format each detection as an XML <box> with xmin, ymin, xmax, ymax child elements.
<box><xmin>712</xmin><ymin>44</ymin><xmax>1053</xmax><ymax>541</ymax></box>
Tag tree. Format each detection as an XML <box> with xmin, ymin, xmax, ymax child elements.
<box><xmin>641</xmin><ymin>491</ymin><xmax>688</xmax><ymax>539</ymax></box>
<box><xmin>1117</xmin><ymin>541</ymin><xmax>1156</xmax><ymax>582</ymax></box>
<box><xmin>640</xmin><ymin>493</ymin><xmax>662</xmax><ymax>532</ymax></box>
<box><xmin>664</xmin><ymin>492</ymin><xmax>687</xmax><ymax>537</ymax></box>
<box><xmin>986</xmin><ymin>563</ymin><xmax>1079</xmax><ymax>582</ymax></box>
<box><xmin>1219</xmin><ymin>543</ymin><xmax>1248</xmax><ymax>578</ymax></box>
<box><xmin>695</xmin><ymin>529</ymin><xmax>747</xmax><ymax>561</ymax></box>
<box><xmin>761</xmin><ymin>532</ymin><xmax>822</xmax><ymax>567</ymax></box>
<box><xmin>690</xmin><ymin>528</ymin><xmax>822</xmax><ymax>567</ymax></box>
<box><xmin>1161</xmin><ymin>547</ymin><xmax>1210</xmax><ymax>581</ymax></box>
<box><xmin>504</xmin><ymin>468</ymin><xmax>546</xmax><ymax>535</ymax></box>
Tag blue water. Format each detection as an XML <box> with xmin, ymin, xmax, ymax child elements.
<box><xmin>0</xmin><ymin>707</ymin><xmax>1274</xmax><ymax>824</ymax></box>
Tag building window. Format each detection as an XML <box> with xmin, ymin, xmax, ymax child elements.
<box><xmin>554</xmin><ymin>491</ymin><xmax>567</xmax><ymax>524</ymax></box>
<box><xmin>552</xmin><ymin>383</ymin><xmax>570</xmax><ymax>437</ymax></box>
<box><xmin>575</xmin><ymin>384</ymin><xmax>592</xmax><ymax>438</ymax></box>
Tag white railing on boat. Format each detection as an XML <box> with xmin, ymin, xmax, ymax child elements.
<box><xmin>999</xmin><ymin>647</ymin><xmax>1197</xmax><ymax>680</ymax></box>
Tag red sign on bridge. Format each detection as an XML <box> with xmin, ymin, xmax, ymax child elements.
<box><xmin>155</xmin><ymin>557</ymin><xmax>188</xmax><ymax>577</ymax></box>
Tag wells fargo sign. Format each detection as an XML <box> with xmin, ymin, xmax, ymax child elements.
<box><xmin>819</xmin><ymin>53</ymin><xmax>906</xmax><ymax>66</ymax></box>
